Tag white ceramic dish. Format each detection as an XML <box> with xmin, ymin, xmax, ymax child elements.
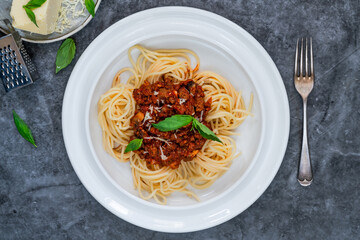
<box><xmin>0</xmin><ymin>0</ymin><xmax>101</xmax><ymax>43</ymax></box>
<box><xmin>62</xmin><ymin>7</ymin><xmax>289</xmax><ymax>232</ymax></box>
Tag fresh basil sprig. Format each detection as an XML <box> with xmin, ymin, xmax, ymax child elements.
<box><xmin>192</xmin><ymin>118</ymin><xmax>222</xmax><ymax>143</ymax></box>
<box><xmin>153</xmin><ymin>115</ymin><xmax>222</xmax><ymax>143</ymax></box>
<box><xmin>125</xmin><ymin>139</ymin><xmax>143</xmax><ymax>153</ymax></box>
<box><xmin>12</xmin><ymin>110</ymin><xmax>37</xmax><ymax>147</ymax></box>
<box><xmin>152</xmin><ymin>115</ymin><xmax>193</xmax><ymax>132</ymax></box>
<box><xmin>22</xmin><ymin>0</ymin><xmax>47</xmax><ymax>27</ymax></box>
<box><xmin>85</xmin><ymin>0</ymin><xmax>96</xmax><ymax>17</ymax></box>
<box><xmin>55</xmin><ymin>38</ymin><xmax>76</xmax><ymax>74</ymax></box>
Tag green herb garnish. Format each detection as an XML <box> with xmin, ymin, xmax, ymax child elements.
<box><xmin>192</xmin><ymin>118</ymin><xmax>222</xmax><ymax>143</ymax></box>
<box><xmin>125</xmin><ymin>139</ymin><xmax>143</xmax><ymax>153</ymax></box>
<box><xmin>152</xmin><ymin>115</ymin><xmax>222</xmax><ymax>143</ymax></box>
<box><xmin>152</xmin><ymin>115</ymin><xmax>193</xmax><ymax>132</ymax></box>
<box><xmin>55</xmin><ymin>38</ymin><xmax>76</xmax><ymax>74</ymax></box>
<box><xmin>12</xmin><ymin>110</ymin><xmax>37</xmax><ymax>147</ymax></box>
<box><xmin>85</xmin><ymin>0</ymin><xmax>96</xmax><ymax>17</ymax></box>
<box><xmin>22</xmin><ymin>0</ymin><xmax>47</xmax><ymax>28</ymax></box>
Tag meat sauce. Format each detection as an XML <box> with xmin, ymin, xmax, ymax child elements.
<box><xmin>130</xmin><ymin>77</ymin><xmax>212</xmax><ymax>169</ymax></box>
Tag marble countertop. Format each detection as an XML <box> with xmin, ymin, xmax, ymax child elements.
<box><xmin>1</xmin><ymin>0</ymin><xmax>359</xmax><ymax>239</ymax></box>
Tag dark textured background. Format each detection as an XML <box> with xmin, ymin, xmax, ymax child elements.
<box><xmin>1</xmin><ymin>0</ymin><xmax>359</xmax><ymax>239</ymax></box>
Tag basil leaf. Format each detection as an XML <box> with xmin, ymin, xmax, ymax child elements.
<box><xmin>192</xmin><ymin>118</ymin><xmax>222</xmax><ymax>143</ymax></box>
<box><xmin>24</xmin><ymin>0</ymin><xmax>47</xmax><ymax>9</ymax></box>
<box><xmin>152</xmin><ymin>115</ymin><xmax>193</xmax><ymax>132</ymax></box>
<box><xmin>85</xmin><ymin>0</ymin><xmax>96</xmax><ymax>17</ymax></box>
<box><xmin>12</xmin><ymin>110</ymin><xmax>37</xmax><ymax>147</ymax></box>
<box><xmin>23</xmin><ymin>7</ymin><xmax>38</xmax><ymax>28</ymax></box>
<box><xmin>55</xmin><ymin>38</ymin><xmax>76</xmax><ymax>74</ymax></box>
<box><xmin>125</xmin><ymin>139</ymin><xmax>143</xmax><ymax>153</ymax></box>
<box><xmin>22</xmin><ymin>0</ymin><xmax>47</xmax><ymax>27</ymax></box>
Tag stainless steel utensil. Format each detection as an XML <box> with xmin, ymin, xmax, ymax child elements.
<box><xmin>294</xmin><ymin>38</ymin><xmax>314</xmax><ymax>186</ymax></box>
<box><xmin>0</xmin><ymin>19</ymin><xmax>37</xmax><ymax>92</ymax></box>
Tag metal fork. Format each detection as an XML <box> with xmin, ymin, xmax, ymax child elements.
<box><xmin>294</xmin><ymin>38</ymin><xmax>314</xmax><ymax>186</ymax></box>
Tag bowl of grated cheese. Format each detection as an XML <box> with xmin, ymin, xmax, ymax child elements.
<box><xmin>0</xmin><ymin>0</ymin><xmax>101</xmax><ymax>43</ymax></box>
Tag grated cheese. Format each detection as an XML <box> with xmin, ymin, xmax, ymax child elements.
<box><xmin>179</xmin><ymin>98</ymin><xmax>186</xmax><ymax>105</ymax></box>
<box><xmin>144</xmin><ymin>137</ymin><xmax>171</xmax><ymax>146</ymax></box>
<box><xmin>159</xmin><ymin>146</ymin><xmax>168</xmax><ymax>161</ymax></box>
<box><xmin>154</xmin><ymin>91</ymin><xmax>159</xmax><ymax>95</ymax></box>
<box><xmin>143</xmin><ymin>112</ymin><xmax>152</xmax><ymax>123</ymax></box>
<box><xmin>55</xmin><ymin>0</ymin><xmax>86</xmax><ymax>33</ymax></box>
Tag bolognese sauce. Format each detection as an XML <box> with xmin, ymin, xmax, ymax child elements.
<box><xmin>130</xmin><ymin>77</ymin><xmax>212</xmax><ymax>169</ymax></box>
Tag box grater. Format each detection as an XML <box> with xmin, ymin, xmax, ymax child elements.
<box><xmin>0</xmin><ymin>19</ymin><xmax>38</xmax><ymax>92</ymax></box>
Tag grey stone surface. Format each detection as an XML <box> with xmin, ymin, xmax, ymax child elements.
<box><xmin>0</xmin><ymin>0</ymin><xmax>359</xmax><ymax>239</ymax></box>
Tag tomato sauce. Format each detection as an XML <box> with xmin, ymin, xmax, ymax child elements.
<box><xmin>130</xmin><ymin>77</ymin><xmax>212</xmax><ymax>169</ymax></box>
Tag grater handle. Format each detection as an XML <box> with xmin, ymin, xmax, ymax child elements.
<box><xmin>2</xmin><ymin>19</ymin><xmax>38</xmax><ymax>80</ymax></box>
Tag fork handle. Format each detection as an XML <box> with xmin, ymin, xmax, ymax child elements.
<box><xmin>297</xmin><ymin>99</ymin><xmax>313</xmax><ymax>186</ymax></box>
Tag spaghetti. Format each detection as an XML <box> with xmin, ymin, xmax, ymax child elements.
<box><xmin>98</xmin><ymin>45</ymin><xmax>252</xmax><ymax>204</ymax></box>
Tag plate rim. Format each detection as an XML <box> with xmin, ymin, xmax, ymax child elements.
<box><xmin>62</xmin><ymin>6</ymin><xmax>290</xmax><ymax>232</ymax></box>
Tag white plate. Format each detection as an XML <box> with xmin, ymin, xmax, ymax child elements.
<box><xmin>0</xmin><ymin>0</ymin><xmax>101</xmax><ymax>43</ymax></box>
<box><xmin>62</xmin><ymin>7</ymin><xmax>289</xmax><ymax>232</ymax></box>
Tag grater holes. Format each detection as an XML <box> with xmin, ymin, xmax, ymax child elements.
<box><xmin>6</xmin><ymin>76</ymin><xmax>10</xmax><ymax>82</ymax></box>
<box><xmin>1</xmin><ymin>70</ymin><xmax>4</xmax><ymax>76</ymax></box>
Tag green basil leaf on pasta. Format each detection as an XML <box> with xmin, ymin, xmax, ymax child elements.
<box><xmin>12</xmin><ymin>110</ymin><xmax>37</xmax><ymax>147</ymax></box>
<box><xmin>152</xmin><ymin>115</ymin><xmax>193</xmax><ymax>132</ymax></box>
<box><xmin>85</xmin><ymin>0</ymin><xmax>96</xmax><ymax>17</ymax></box>
<box><xmin>55</xmin><ymin>38</ymin><xmax>76</xmax><ymax>74</ymax></box>
<box><xmin>23</xmin><ymin>0</ymin><xmax>47</xmax><ymax>9</ymax></box>
<box><xmin>192</xmin><ymin>118</ymin><xmax>222</xmax><ymax>143</ymax></box>
<box><xmin>125</xmin><ymin>139</ymin><xmax>143</xmax><ymax>153</ymax></box>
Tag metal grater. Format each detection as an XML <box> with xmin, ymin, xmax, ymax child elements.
<box><xmin>0</xmin><ymin>19</ymin><xmax>38</xmax><ymax>92</ymax></box>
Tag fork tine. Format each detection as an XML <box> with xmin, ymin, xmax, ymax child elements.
<box><xmin>310</xmin><ymin>37</ymin><xmax>314</xmax><ymax>77</ymax></box>
<box><xmin>294</xmin><ymin>39</ymin><xmax>299</xmax><ymax>77</ymax></box>
<box><xmin>305</xmin><ymin>38</ymin><xmax>309</xmax><ymax>76</ymax></box>
<box><xmin>300</xmin><ymin>38</ymin><xmax>304</xmax><ymax>77</ymax></box>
